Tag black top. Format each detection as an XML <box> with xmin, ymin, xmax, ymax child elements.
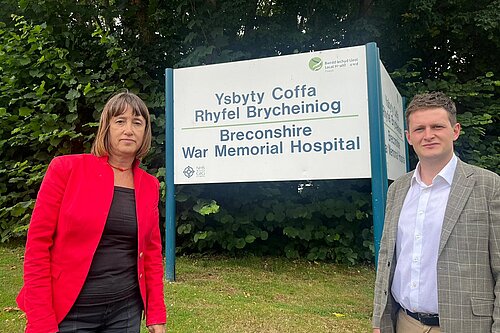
<box><xmin>75</xmin><ymin>186</ymin><xmax>139</xmax><ymax>305</ymax></box>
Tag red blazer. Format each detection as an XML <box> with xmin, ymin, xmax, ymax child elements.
<box><xmin>16</xmin><ymin>154</ymin><xmax>166</xmax><ymax>333</ymax></box>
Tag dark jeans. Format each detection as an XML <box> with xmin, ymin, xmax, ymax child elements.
<box><xmin>58</xmin><ymin>293</ymin><xmax>143</xmax><ymax>333</ymax></box>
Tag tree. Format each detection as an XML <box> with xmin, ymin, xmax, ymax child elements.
<box><xmin>1</xmin><ymin>0</ymin><xmax>497</xmax><ymax>262</ymax></box>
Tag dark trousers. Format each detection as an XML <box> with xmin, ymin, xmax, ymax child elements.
<box><xmin>58</xmin><ymin>293</ymin><xmax>143</xmax><ymax>333</ymax></box>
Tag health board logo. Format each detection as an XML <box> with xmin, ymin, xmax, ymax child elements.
<box><xmin>309</xmin><ymin>57</ymin><xmax>323</xmax><ymax>71</ymax></box>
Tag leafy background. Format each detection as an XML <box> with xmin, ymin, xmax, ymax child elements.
<box><xmin>1</xmin><ymin>0</ymin><xmax>498</xmax><ymax>263</ymax></box>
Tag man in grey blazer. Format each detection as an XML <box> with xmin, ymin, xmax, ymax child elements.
<box><xmin>372</xmin><ymin>92</ymin><xmax>500</xmax><ymax>333</ymax></box>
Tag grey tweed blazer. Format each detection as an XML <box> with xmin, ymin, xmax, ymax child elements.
<box><xmin>372</xmin><ymin>159</ymin><xmax>500</xmax><ymax>332</ymax></box>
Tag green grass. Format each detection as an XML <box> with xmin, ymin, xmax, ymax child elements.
<box><xmin>0</xmin><ymin>244</ymin><xmax>376</xmax><ymax>332</ymax></box>
<box><xmin>0</xmin><ymin>242</ymin><xmax>25</xmax><ymax>332</ymax></box>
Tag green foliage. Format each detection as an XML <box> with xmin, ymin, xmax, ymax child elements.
<box><xmin>392</xmin><ymin>61</ymin><xmax>499</xmax><ymax>173</ymax></box>
<box><xmin>1</xmin><ymin>0</ymin><xmax>497</xmax><ymax>264</ymax></box>
<box><xmin>0</xmin><ymin>14</ymin><xmax>161</xmax><ymax>241</ymax></box>
<box><xmin>381</xmin><ymin>0</ymin><xmax>499</xmax><ymax>173</ymax></box>
<box><xmin>175</xmin><ymin>180</ymin><xmax>373</xmax><ymax>264</ymax></box>
<box><xmin>0</xmin><ymin>15</ymin><xmax>78</xmax><ymax>240</ymax></box>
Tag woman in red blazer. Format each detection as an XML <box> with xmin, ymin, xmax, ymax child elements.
<box><xmin>16</xmin><ymin>92</ymin><xmax>166</xmax><ymax>333</ymax></box>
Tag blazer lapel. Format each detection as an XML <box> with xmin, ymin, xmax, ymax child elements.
<box><xmin>439</xmin><ymin>160</ymin><xmax>475</xmax><ymax>255</ymax></box>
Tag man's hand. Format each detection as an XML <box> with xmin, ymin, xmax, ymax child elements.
<box><xmin>147</xmin><ymin>324</ymin><xmax>166</xmax><ymax>333</ymax></box>
<box><xmin>373</xmin><ymin>329</ymin><xmax>381</xmax><ymax>333</ymax></box>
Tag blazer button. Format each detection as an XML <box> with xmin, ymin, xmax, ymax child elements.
<box><xmin>384</xmin><ymin>290</ymin><xmax>387</xmax><ymax>295</ymax></box>
<box><xmin>139</xmin><ymin>252</ymin><xmax>144</xmax><ymax>258</ymax></box>
<box><xmin>139</xmin><ymin>273</ymin><xmax>143</xmax><ymax>279</ymax></box>
<box><xmin>387</xmin><ymin>261</ymin><xmax>391</xmax><ymax>267</ymax></box>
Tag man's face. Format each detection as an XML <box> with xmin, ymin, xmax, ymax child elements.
<box><xmin>406</xmin><ymin>107</ymin><xmax>460</xmax><ymax>165</ymax></box>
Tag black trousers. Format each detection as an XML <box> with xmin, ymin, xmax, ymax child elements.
<box><xmin>58</xmin><ymin>293</ymin><xmax>143</xmax><ymax>333</ymax></box>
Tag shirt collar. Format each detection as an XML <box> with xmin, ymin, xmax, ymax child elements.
<box><xmin>412</xmin><ymin>154</ymin><xmax>458</xmax><ymax>186</ymax></box>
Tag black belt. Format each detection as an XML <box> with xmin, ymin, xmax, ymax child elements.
<box><xmin>403</xmin><ymin>308</ymin><xmax>440</xmax><ymax>326</ymax></box>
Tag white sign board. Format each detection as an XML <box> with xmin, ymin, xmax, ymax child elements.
<box><xmin>173</xmin><ymin>46</ymin><xmax>372</xmax><ymax>184</ymax></box>
<box><xmin>379</xmin><ymin>63</ymin><xmax>407</xmax><ymax>180</ymax></box>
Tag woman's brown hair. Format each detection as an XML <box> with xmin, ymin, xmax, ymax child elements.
<box><xmin>91</xmin><ymin>91</ymin><xmax>152</xmax><ymax>160</ymax></box>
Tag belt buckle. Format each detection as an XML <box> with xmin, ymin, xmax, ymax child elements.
<box><xmin>417</xmin><ymin>313</ymin><xmax>439</xmax><ymax>326</ymax></box>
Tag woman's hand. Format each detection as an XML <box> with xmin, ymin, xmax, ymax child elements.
<box><xmin>147</xmin><ymin>324</ymin><xmax>166</xmax><ymax>333</ymax></box>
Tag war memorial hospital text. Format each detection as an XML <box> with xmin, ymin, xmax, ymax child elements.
<box><xmin>181</xmin><ymin>84</ymin><xmax>362</xmax><ymax>158</ymax></box>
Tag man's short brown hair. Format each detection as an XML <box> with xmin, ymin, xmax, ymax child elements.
<box><xmin>406</xmin><ymin>92</ymin><xmax>457</xmax><ymax>125</ymax></box>
<box><xmin>91</xmin><ymin>91</ymin><xmax>152</xmax><ymax>160</ymax></box>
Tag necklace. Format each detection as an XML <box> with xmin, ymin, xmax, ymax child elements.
<box><xmin>108</xmin><ymin>163</ymin><xmax>132</xmax><ymax>172</ymax></box>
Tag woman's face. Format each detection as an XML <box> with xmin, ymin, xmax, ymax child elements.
<box><xmin>108</xmin><ymin>105</ymin><xmax>146</xmax><ymax>159</ymax></box>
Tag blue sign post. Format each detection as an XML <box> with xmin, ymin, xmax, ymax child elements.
<box><xmin>365</xmin><ymin>43</ymin><xmax>388</xmax><ymax>267</ymax></box>
<box><xmin>165</xmin><ymin>68</ymin><xmax>176</xmax><ymax>281</ymax></box>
